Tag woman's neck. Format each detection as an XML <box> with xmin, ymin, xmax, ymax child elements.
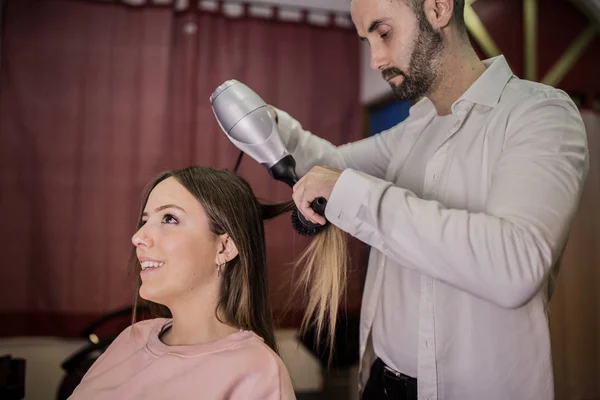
<box><xmin>160</xmin><ymin>301</ymin><xmax>239</xmax><ymax>346</ymax></box>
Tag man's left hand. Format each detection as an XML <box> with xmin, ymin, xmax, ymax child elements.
<box><xmin>292</xmin><ymin>166</ymin><xmax>342</xmax><ymax>226</ymax></box>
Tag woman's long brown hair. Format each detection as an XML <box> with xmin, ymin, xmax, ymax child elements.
<box><xmin>130</xmin><ymin>167</ymin><xmax>348</xmax><ymax>360</ymax></box>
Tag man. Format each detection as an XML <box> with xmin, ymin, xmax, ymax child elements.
<box><xmin>271</xmin><ymin>0</ymin><xmax>589</xmax><ymax>399</ymax></box>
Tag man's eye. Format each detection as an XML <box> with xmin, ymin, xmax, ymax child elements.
<box><xmin>162</xmin><ymin>214</ymin><xmax>179</xmax><ymax>224</ymax></box>
<box><xmin>381</xmin><ymin>32</ymin><xmax>390</xmax><ymax>40</ymax></box>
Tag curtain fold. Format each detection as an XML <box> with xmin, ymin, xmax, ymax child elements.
<box><xmin>0</xmin><ymin>0</ymin><xmax>364</xmax><ymax>337</ymax></box>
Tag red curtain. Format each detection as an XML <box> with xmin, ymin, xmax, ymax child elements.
<box><xmin>0</xmin><ymin>0</ymin><xmax>364</xmax><ymax>337</ymax></box>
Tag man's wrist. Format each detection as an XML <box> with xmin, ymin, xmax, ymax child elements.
<box><xmin>325</xmin><ymin>169</ymin><xmax>367</xmax><ymax>233</ymax></box>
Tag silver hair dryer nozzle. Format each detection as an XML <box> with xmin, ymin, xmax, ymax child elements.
<box><xmin>210</xmin><ymin>79</ymin><xmax>328</xmax><ymax>236</ymax></box>
<box><xmin>210</xmin><ymin>80</ymin><xmax>289</xmax><ymax>170</ymax></box>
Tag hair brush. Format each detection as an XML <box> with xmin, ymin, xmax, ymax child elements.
<box><xmin>291</xmin><ymin>197</ymin><xmax>328</xmax><ymax>236</ymax></box>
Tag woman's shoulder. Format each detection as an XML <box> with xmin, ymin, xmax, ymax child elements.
<box><xmin>128</xmin><ymin>317</ymin><xmax>170</xmax><ymax>338</ymax></box>
<box><xmin>232</xmin><ymin>332</ymin><xmax>280</xmax><ymax>362</ymax></box>
<box><xmin>93</xmin><ymin>318</ymin><xmax>168</xmax><ymax>365</ymax></box>
<box><xmin>215</xmin><ymin>331</ymin><xmax>285</xmax><ymax>375</ymax></box>
<box><xmin>75</xmin><ymin>318</ymin><xmax>169</xmax><ymax>387</ymax></box>
<box><xmin>106</xmin><ymin>317</ymin><xmax>168</xmax><ymax>347</ymax></box>
<box><xmin>228</xmin><ymin>332</ymin><xmax>296</xmax><ymax>398</ymax></box>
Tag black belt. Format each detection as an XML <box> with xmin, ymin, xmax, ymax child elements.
<box><xmin>367</xmin><ymin>358</ymin><xmax>418</xmax><ymax>399</ymax></box>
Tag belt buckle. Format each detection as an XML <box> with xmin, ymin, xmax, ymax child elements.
<box><xmin>383</xmin><ymin>365</ymin><xmax>402</xmax><ymax>379</ymax></box>
<box><xmin>382</xmin><ymin>364</ymin><xmax>408</xmax><ymax>397</ymax></box>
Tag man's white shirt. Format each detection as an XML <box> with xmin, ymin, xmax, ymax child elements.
<box><xmin>275</xmin><ymin>55</ymin><xmax>589</xmax><ymax>400</ymax></box>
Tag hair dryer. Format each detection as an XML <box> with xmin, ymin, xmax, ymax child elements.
<box><xmin>210</xmin><ymin>79</ymin><xmax>327</xmax><ymax>236</ymax></box>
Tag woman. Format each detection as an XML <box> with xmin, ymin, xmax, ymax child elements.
<box><xmin>69</xmin><ymin>166</ymin><xmax>347</xmax><ymax>399</ymax></box>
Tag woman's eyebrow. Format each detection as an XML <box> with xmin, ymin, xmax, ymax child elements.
<box><xmin>142</xmin><ymin>204</ymin><xmax>186</xmax><ymax>217</ymax></box>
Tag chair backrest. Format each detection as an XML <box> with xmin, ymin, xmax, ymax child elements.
<box><xmin>56</xmin><ymin>305</ymin><xmax>150</xmax><ymax>400</ymax></box>
<box><xmin>0</xmin><ymin>355</ymin><xmax>26</xmax><ymax>400</ymax></box>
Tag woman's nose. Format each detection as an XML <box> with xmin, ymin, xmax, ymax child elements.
<box><xmin>132</xmin><ymin>227</ymin><xmax>152</xmax><ymax>248</ymax></box>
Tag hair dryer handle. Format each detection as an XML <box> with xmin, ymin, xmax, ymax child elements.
<box><xmin>268</xmin><ymin>154</ymin><xmax>299</xmax><ymax>188</ymax></box>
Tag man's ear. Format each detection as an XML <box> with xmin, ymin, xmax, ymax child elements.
<box><xmin>424</xmin><ymin>0</ymin><xmax>453</xmax><ymax>30</ymax></box>
<box><xmin>215</xmin><ymin>234</ymin><xmax>239</xmax><ymax>265</ymax></box>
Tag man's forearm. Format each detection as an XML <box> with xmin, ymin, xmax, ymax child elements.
<box><xmin>273</xmin><ymin>107</ymin><xmax>397</xmax><ymax>179</ymax></box>
<box><xmin>274</xmin><ymin>108</ymin><xmax>347</xmax><ymax>177</ymax></box>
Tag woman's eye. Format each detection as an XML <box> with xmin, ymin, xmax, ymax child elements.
<box><xmin>162</xmin><ymin>214</ymin><xmax>179</xmax><ymax>224</ymax></box>
<box><xmin>381</xmin><ymin>32</ymin><xmax>389</xmax><ymax>40</ymax></box>
<box><xmin>139</xmin><ymin>219</ymin><xmax>148</xmax><ymax>227</ymax></box>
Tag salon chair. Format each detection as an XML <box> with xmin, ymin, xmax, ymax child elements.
<box><xmin>0</xmin><ymin>354</ymin><xmax>26</xmax><ymax>400</ymax></box>
<box><xmin>56</xmin><ymin>305</ymin><xmax>149</xmax><ymax>400</ymax></box>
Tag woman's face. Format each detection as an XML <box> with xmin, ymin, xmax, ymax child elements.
<box><xmin>132</xmin><ymin>177</ymin><xmax>232</xmax><ymax>307</ymax></box>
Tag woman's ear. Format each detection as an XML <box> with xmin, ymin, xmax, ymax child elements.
<box><xmin>215</xmin><ymin>234</ymin><xmax>239</xmax><ymax>265</ymax></box>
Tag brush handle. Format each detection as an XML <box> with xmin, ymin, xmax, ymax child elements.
<box><xmin>309</xmin><ymin>197</ymin><xmax>327</xmax><ymax>217</ymax></box>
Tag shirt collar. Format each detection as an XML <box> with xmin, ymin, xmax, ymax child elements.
<box><xmin>457</xmin><ymin>55</ymin><xmax>514</xmax><ymax>108</ymax></box>
<box><xmin>407</xmin><ymin>55</ymin><xmax>514</xmax><ymax>117</ymax></box>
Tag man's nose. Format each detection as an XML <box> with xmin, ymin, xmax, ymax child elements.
<box><xmin>370</xmin><ymin>45</ymin><xmax>389</xmax><ymax>72</ymax></box>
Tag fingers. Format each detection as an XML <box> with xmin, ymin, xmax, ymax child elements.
<box><xmin>292</xmin><ymin>175</ymin><xmax>327</xmax><ymax>226</ymax></box>
<box><xmin>292</xmin><ymin>184</ymin><xmax>316</xmax><ymax>224</ymax></box>
<box><xmin>300</xmin><ymin>200</ymin><xmax>327</xmax><ymax>225</ymax></box>
<box><xmin>321</xmin><ymin>165</ymin><xmax>341</xmax><ymax>173</ymax></box>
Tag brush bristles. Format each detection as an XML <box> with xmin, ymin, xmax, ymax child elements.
<box><xmin>291</xmin><ymin>209</ymin><xmax>327</xmax><ymax>236</ymax></box>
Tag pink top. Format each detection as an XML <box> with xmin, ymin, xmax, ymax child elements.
<box><xmin>69</xmin><ymin>318</ymin><xmax>296</xmax><ymax>400</ymax></box>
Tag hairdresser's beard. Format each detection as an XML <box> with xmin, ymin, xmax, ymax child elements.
<box><xmin>382</xmin><ymin>19</ymin><xmax>445</xmax><ymax>102</ymax></box>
